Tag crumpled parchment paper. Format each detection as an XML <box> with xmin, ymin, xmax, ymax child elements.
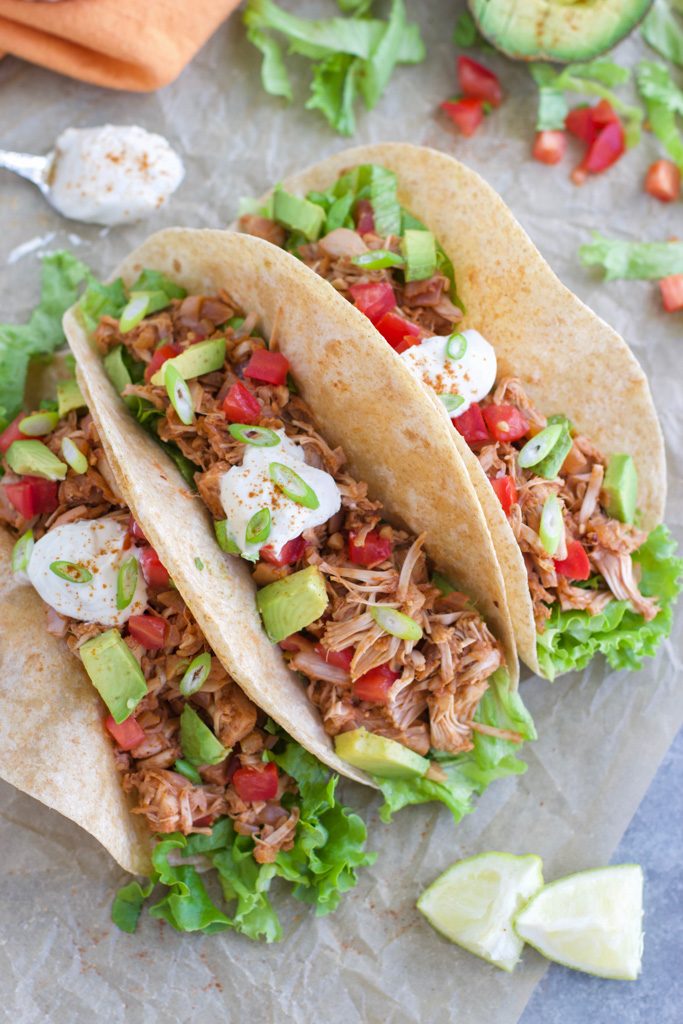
<box><xmin>0</xmin><ymin>4</ymin><xmax>681</xmax><ymax>1022</ymax></box>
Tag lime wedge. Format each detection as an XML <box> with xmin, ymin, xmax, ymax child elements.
<box><xmin>417</xmin><ymin>852</ymin><xmax>544</xmax><ymax>972</ymax></box>
<box><xmin>514</xmin><ymin>864</ymin><xmax>644</xmax><ymax>980</ymax></box>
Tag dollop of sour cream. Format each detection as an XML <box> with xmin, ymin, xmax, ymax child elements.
<box><xmin>400</xmin><ymin>328</ymin><xmax>497</xmax><ymax>416</ymax></box>
<box><xmin>219</xmin><ymin>430</ymin><xmax>342</xmax><ymax>561</ymax></box>
<box><xmin>27</xmin><ymin>519</ymin><xmax>148</xmax><ymax>626</ymax></box>
<box><xmin>49</xmin><ymin>125</ymin><xmax>184</xmax><ymax>226</ymax></box>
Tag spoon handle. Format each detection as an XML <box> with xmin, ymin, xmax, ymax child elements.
<box><xmin>0</xmin><ymin>150</ymin><xmax>51</xmax><ymax>191</ymax></box>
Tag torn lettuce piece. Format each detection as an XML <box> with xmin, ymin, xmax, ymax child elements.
<box><xmin>642</xmin><ymin>0</ymin><xmax>683</xmax><ymax>68</ymax></box>
<box><xmin>636</xmin><ymin>60</ymin><xmax>683</xmax><ymax>172</ymax></box>
<box><xmin>579</xmin><ymin>233</ymin><xmax>683</xmax><ymax>280</ymax></box>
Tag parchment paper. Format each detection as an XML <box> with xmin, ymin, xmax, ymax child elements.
<box><xmin>0</xmin><ymin>4</ymin><xmax>681</xmax><ymax>1023</ymax></box>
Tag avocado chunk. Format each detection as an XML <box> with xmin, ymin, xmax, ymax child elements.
<box><xmin>150</xmin><ymin>337</ymin><xmax>226</xmax><ymax>386</ymax></box>
<box><xmin>469</xmin><ymin>0</ymin><xmax>653</xmax><ymax>63</ymax></box>
<box><xmin>180</xmin><ymin>705</ymin><xmax>229</xmax><ymax>766</ymax></box>
<box><xmin>80</xmin><ymin>628</ymin><xmax>147</xmax><ymax>724</ymax></box>
<box><xmin>335</xmin><ymin>728</ymin><xmax>430</xmax><ymax>779</ymax></box>
<box><xmin>273</xmin><ymin>187</ymin><xmax>325</xmax><ymax>241</ymax></box>
<box><xmin>57</xmin><ymin>379</ymin><xmax>86</xmax><ymax>417</ymax></box>
<box><xmin>6</xmin><ymin>440</ymin><xmax>67</xmax><ymax>481</ymax></box>
<box><xmin>603</xmin><ymin>454</ymin><xmax>638</xmax><ymax>524</ymax></box>
<box><xmin>256</xmin><ymin>564</ymin><xmax>329</xmax><ymax>644</ymax></box>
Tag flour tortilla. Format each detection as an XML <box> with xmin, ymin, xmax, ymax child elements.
<box><xmin>260</xmin><ymin>143</ymin><xmax>666</xmax><ymax>675</ymax></box>
<box><xmin>65</xmin><ymin>228</ymin><xmax>518</xmax><ymax>789</ymax></box>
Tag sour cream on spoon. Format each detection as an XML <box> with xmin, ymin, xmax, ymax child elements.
<box><xmin>400</xmin><ymin>329</ymin><xmax>497</xmax><ymax>416</ymax></box>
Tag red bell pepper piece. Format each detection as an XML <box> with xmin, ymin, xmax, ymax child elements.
<box><xmin>440</xmin><ymin>98</ymin><xmax>486</xmax><ymax>137</ymax></box>
<box><xmin>645</xmin><ymin>160</ymin><xmax>681</xmax><ymax>203</ymax></box>
<box><xmin>452</xmin><ymin>402</ymin><xmax>491</xmax><ymax>446</ymax></box>
<box><xmin>490</xmin><ymin>476</ymin><xmax>518</xmax><ymax>516</ymax></box>
<box><xmin>532</xmin><ymin>130</ymin><xmax>567</xmax><ymax>165</ymax></box>
<box><xmin>481</xmin><ymin>404</ymin><xmax>529</xmax><ymax>443</ymax></box>
<box><xmin>374</xmin><ymin>310</ymin><xmax>422</xmax><ymax>352</ymax></box>
<box><xmin>660</xmin><ymin>275</ymin><xmax>683</xmax><ymax>313</ymax></box>
<box><xmin>554</xmin><ymin>539</ymin><xmax>591</xmax><ymax>581</ymax></box>
<box><xmin>3</xmin><ymin>476</ymin><xmax>59</xmax><ymax>518</ymax></box>
<box><xmin>243</xmin><ymin>349</ymin><xmax>290</xmax><ymax>386</ymax></box>
<box><xmin>355</xmin><ymin>199</ymin><xmax>375</xmax><ymax>234</ymax></box>
<box><xmin>128</xmin><ymin>613</ymin><xmax>167</xmax><ymax>649</ymax></box>
<box><xmin>232</xmin><ymin>762</ymin><xmax>279</xmax><ymax>802</ymax></box>
<box><xmin>348</xmin><ymin>281</ymin><xmax>396</xmax><ymax>324</ymax></box>
<box><xmin>348</xmin><ymin>530</ymin><xmax>392</xmax><ymax>567</ymax></box>
<box><xmin>105</xmin><ymin>714</ymin><xmax>145</xmax><ymax>751</ymax></box>
<box><xmin>145</xmin><ymin>343</ymin><xmax>181</xmax><ymax>383</ymax></box>
<box><xmin>314</xmin><ymin>643</ymin><xmax>354</xmax><ymax>671</ymax></box>
<box><xmin>353</xmin><ymin>664</ymin><xmax>399</xmax><ymax>703</ymax></box>
<box><xmin>139</xmin><ymin>546</ymin><xmax>170</xmax><ymax>589</ymax></box>
<box><xmin>260</xmin><ymin>535</ymin><xmax>305</xmax><ymax>567</ymax></box>
<box><xmin>221</xmin><ymin>380</ymin><xmax>262</xmax><ymax>424</ymax></box>
<box><xmin>0</xmin><ymin>414</ymin><xmax>27</xmax><ymax>454</ymax></box>
<box><xmin>457</xmin><ymin>56</ymin><xmax>503</xmax><ymax>107</ymax></box>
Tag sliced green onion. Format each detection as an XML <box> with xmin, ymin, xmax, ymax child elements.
<box><xmin>518</xmin><ymin>424</ymin><xmax>563</xmax><ymax>470</ymax></box>
<box><xmin>173</xmin><ymin>758</ymin><xmax>203</xmax><ymax>785</ymax></box>
<box><xmin>164</xmin><ymin>363</ymin><xmax>195</xmax><ymax>425</ymax></box>
<box><xmin>179</xmin><ymin>651</ymin><xmax>212</xmax><ymax>697</ymax></box>
<box><xmin>18</xmin><ymin>411</ymin><xmax>59</xmax><ymax>437</ymax></box>
<box><xmin>350</xmin><ymin>250</ymin><xmax>405</xmax><ymax>271</ymax></box>
<box><xmin>49</xmin><ymin>560</ymin><xmax>93</xmax><ymax>584</ymax></box>
<box><xmin>61</xmin><ymin>436</ymin><xmax>88</xmax><ymax>475</ymax></box>
<box><xmin>446</xmin><ymin>332</ymin><xmax>468</xmax><ymax>361</ymax></box>
<box><xmin>269</xmin><ymin>462</ymin><xmax>319</xmax><ymax>510</ymax></box>
<box><xmin>228</xmin><ymin>424</ymin><xmax>280</xmax><ymax>447</ymax></box>
<box><xmin>214</xmin><ymin>519</ymin><xmax>240</xmax><ymax>555</ymax></box>
<box><xmin>539</xmin><ymin>494</ymin><xmax>564</xmax><ymax>556</ymax></box>
<box><xmin>12</xmin><ymin>529</ymin><xmax>34</xmax><ymax>573</ymax></box>
<box><xmin>370</xmin><ymin>605</ymin><xmax>423</xmax><ymax>642</ymax></box>
<box><xmin>246</xmin><ymin>507</ymin><xmax>271</xmax><ymax>545</ymax></box>
<box><xmin>119</xmin><ymin>291</ymin><xmax>152</xmax><ymax>333</ymax></box>
<box><xmin>116</xmin><ymin>556</ymin><xmax>139</xmax><ymax>611</ymax></box>
<box><xmin>439</xmin><ymin>394</ymin><xmax>464</xmax><ymax>414</ymax></box>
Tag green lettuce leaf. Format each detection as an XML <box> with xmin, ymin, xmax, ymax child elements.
<box><xmin>579</xmin><ymin>233</ymin><xmax>683</xmax><ymax>280</ymax></box>
<box><xmin>537</xmin><ymin>526</ymin><xmax>683</xmax><ymax>680</ymax></box>
<box><xmin>110</xmin><ymin>879</ymin><xmax>155</xmax><ymax>933</ymax></box>
<box><xmin>306</xmin><ymin>52</ymin><xmax>362</xmax><ymax>136</ymax></box>
<box><xmin>636</xmin><ymin>60</ymin><xmax>683</xmax><ymax>172</ymax></box>
<box><xmin>453</xmin><ymin>11</ymin><xmax>492</xmax><ymax>50</ymax></box>
<box><xmin>642</xmin><ymin>0</ymin><xmax>683</xmax><ymax>67</ymax></box>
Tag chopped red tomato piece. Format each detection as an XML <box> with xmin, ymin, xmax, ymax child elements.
<box><xmin>572</xmin><ymin>115</ymin><xmax>625</xmax><ymax>183</ymax></box>
<box><xmin>482</xmin><ymin>404</ymin><xmax>529</xmax><ymax>443</ymax></box>
<box><xmin>348</xmin><ymin>281</ymin><xmax>396</xmax><ymax>324</ymax></box>
<box><xmin>0</xmin><ymin>414</ymin><xmax>27</xmax><ymax>454</ymax></box>
<box><xmin>554</xmin><ymin>539</ymin><xmax>591</xmax><ymax>581</ymax></box>
<box><xmin>490</xmin><ymin>475</ymin><xmax>518</xmax><ymax>516</ymax></box>
<box><xmin>139</xmin><ymin>546</ymin><xmax>170</xmax><ymax>588</ymax></box>
<box><xmin>105</xmin><ymin>714</ymin><xmax>145</xmax><ymax>751</ymax></box>
<box><xmin>374</xmin><ymin>310</ymin><xmax>422</xmax><ymax>352</ymax></box>
<box><xmin>243</xmin><ymin>349</ymin><xmax>290</xmax><ymax>386</ymax></box>
<box><xmin>3</xmin><ymin>476</ymin><xmax>59</xmax><ymax>518</ymax></box>
<box><xmin>221</xmin><ymin>380</ymin><xmax>262</xmax><ymax>424</ymax></box>
<box><xmin>353</xmin><ymin>664</ymin><xmax>399</xmax><ymax>703</ymax></box>
<box><xmin>232</xmin><ymin>762</ymin><xmax>279</xmax><ymax>802</ymax></box>
<box><xmin>144</xmin><ymin>343</ymin><xmax>181</xmax><ymax>383</ymax></box>
<box><xmin>355</xmin><ymin>199</ymin><xmax>375</xmax><ymax>234</ymax></box>
<box><xmin>532</xmin><ymin>130</ymin><xmax>567</xmax><ymax>165</ymax></box>
<box><xmin>591</xmin><ymin>99</ymin><xmax>619</xmax><ymax>127</ymax></box>
<box><xmin>645</xmin><ymin>160</ymin><xmax>681</xmax><ymax>203</ymax></box>
<box><xmin>440</xmin><ymin>98</ymin><xmax>486</xmax><ymax>137</ymax></box>
<box><xmin>128</xmin><ymin>515</ymin><xmax>147</xmax><ymax>542</ymax></box>
<box><xmin>660</xmin><ymin>275</ymin><xmax>683</xmax><ymax>313</ymax></box>
<box><xmin>566</xmin><ymin>105</ymin><xmax>598</xmax><ymax>145</ymax></box>
<box><xmin>348</xmin><ymin>530</ymin><xmax>392</xmax><ymax>567</ymax></box>
<box><xmin>457</xmin><ymin>56</ymin><xmax>503</xmax><ymax>107</ymax></box>
<box><xmin>314</xmin><ymin>643</ymin><xmax>354</xmax><ymax>671</ymax></box>
<box><xmin>128</xmin><ymin>613</ymin><xmax>167</xmax><ymax>649</ymax></box>
<box><xmin>452</xmin><ymin>402</ymin><xmax>491</xmax><ymax>446</ymax></box>
<box><xmin>260</xmin><ymin>535</ymin><xmax>305</xmax><ymax>567</ymax></box>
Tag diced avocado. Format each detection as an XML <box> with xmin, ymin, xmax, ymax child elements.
<box><xmin>104</xmin><ymin>346</ymin><xmax>132</xmax><ymax>395</ymax></box>
<box><xmin>402</xmin><ymin>229</ymin><xmax>437</xmax><ymax>282</ymax></box>
<box><xmin>469</xmin><ymin>0</ymin><xmax>652</xmax><ymax>63</ymax></box>
<box><xmin>150</xmin><ymin>337</ymin><xmax>226</xmax><ymax>386</ymax></box>
<box><xmin>273</xmin><ymin>187</ymin><xmax>325</xmax><ymax>241</ymax></box>
<box><xmin>180</xmin><ymin>705</ymin><xmax>229</xmax><ymax>766</ymax></box>
<box><xmin>335</xmin><ymin>728</ymin><xmax>430</xmax><ymax>779</ymax></box>
<box><xmin>57</xmin><ymin>378</ymin><xmax>86</xmax><ymax>417</ymax></box>
<box><xmin>603</xmin><ymin>454</ymin><xmax>638</xmax><ymax>524</ymax></box>
<box><xmin>256</xmin><ymin>565</ymin><xmax>329</xmax><ymax>644</ymax></box>
<box><xmin>80</xmin><ymin>628</ymin><xmax>147</xmax><ymax>724</ymax></box>
<box><xmin>6</xmin><ymin>440</ymin><xmax>67</xmax><ymax>480</ymax></box>
<box><xmin>534</xmin><ymin>416</ymin><xmax>572</xmax><ymax>480</ymax></box>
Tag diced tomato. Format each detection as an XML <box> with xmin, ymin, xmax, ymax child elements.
<box><xmin>128</xmin><ymin>515</ymin><xmax>147</xmax><ymax>542</ymax></box>
<box><xmin>452</xmin><ymin>402</ymin><xmax>491</xmax><ymax>446</ymax></box>
<box><xmin>0</xmin><ymin>414</ymin><xmax>27</xmax><ymax>454</ymax></box>
<box><xmin>374</xmin><ymin>310</ymin><xmax>422</xmax><ymax>352</ymax></box>
<box><xmin>490</xmin><ymin>475</ymin><xmax>518</xmax><ymax>516</ymax></box>
<box><xmin>645</xmin><ymin>160</ymin><xmax>681</xmax><ymax>203</ymax></box>
<box><xmin>457</xmin><ymin>56</ymin><xmax>503</xmax><ymax>107</ymax></box>
<box><xmin>660</xmin><ymin>275</ymin><xmax>683</xmax><ymax>313</ymax></box>
<box><xmin>314</xmin><ymin>643</ymin><xmax>354</xmax><ymax>671</ymax></box>
<box><xmin>566</xmin><ymin>105</ymin><xmax>598</xmax><ymax>145</ymax></box>
<box><xmin>554</xmin><ymin>539</ymin><xmax>591</xmax><ymax>581</ymax></box>
<box><xmin>128</xmin><ymin>613</ymin><xmax>167</xmax><ymax>649</ymax></box>
<box><xmin>348</xmin><ymin>530</ymin><xmax>393</xmax><ymax>567</ymax></box>
<box><xmin>353</xmin><ymin>664</ymin><xmax>399</xmax><ymax>703</ymax></box>
<box><xmin>260</xmin><ymin>535</ymin><xmax>305</xmax><ymax>567</ymax></box>
<box><xmin>221</xmin><ymin>380</ymin><xmax>262</xmax><ymax>424</ymax></box>
<box><xmin>591</xmin><ymin>99</ymin><xmax>619</xmax><ymax>127</ymax></box>
<box><xmin>3</xmin><ymin>476</ymin><xmax>59</xmax><ymax>518</ymax></box>
<box><xmin>573</xmin><ymin>118</ymin><xmax>625</xmax><ymax>183</ymax></box>
<box><xmin>440</xmin><ymin>98</ymin><xmax>486</xmax><ymax>137</ymax></box>
<box><xmin>481</xmin><ymin>404</ymin><xmax>529</xmax><ymax>443</ymax></box>
<box><xmin>243</xmin><ymin>348</ymin><xmax>290</xmax><ymax>386</ymax></box>
<box><xmin>355</xmin><ymin>199</ymin><xmax>375</xmax><ymax>234</ymax></box>
<box><xmin>139</xmin><ymin>546</ymin><xmax>170</xmax><ymax>588</ymax></box>
<box><xmin>532</xmin><ymin>130</ymin><xmax>567</xmax><ymax>165</ymax></box>
<box><xmin>105</xmin><ymin>713</ymin><xmax>145</xmax><ymax>751</ymax></box>
<box><xmin>348</xmin><ymin>281</ymin><xmax>396</xmax><ymax>324</ymax></box>
<box><xmin>144</xmin><ymin>343</ymin><xmax>181</xmax><ymax>383</ymax></box>
<box><xmin>232</xmin><ymin>761</ymin><xmax>279</xmax><ymax>802</ymax></box>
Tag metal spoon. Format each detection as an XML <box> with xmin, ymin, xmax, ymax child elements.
<box><xmin>0</xmin><ymin>148</ymin><xmax>53</xmax><ymax>199</ymax></box>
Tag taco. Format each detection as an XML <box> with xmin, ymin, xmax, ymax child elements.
<box><xmin>64</xmin><ymin>228</ymin><xmax>534</xmax><ymax>822</ymax></box>
<box><xmin>237</xmin><ymin>143</ymin><xmax>681</xmax><ymax>680</ymax></box>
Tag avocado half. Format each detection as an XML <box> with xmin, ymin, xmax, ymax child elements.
<box><xmin>468</xmin><ymin>0</ymin><xmax>654</xmax><ymax>63</ymax></box>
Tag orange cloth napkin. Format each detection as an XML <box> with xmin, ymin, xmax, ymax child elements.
<box><xmin>0</xmin><ymin>0</ymin><xmax>240</xmax><ymax>91</ymax></box>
